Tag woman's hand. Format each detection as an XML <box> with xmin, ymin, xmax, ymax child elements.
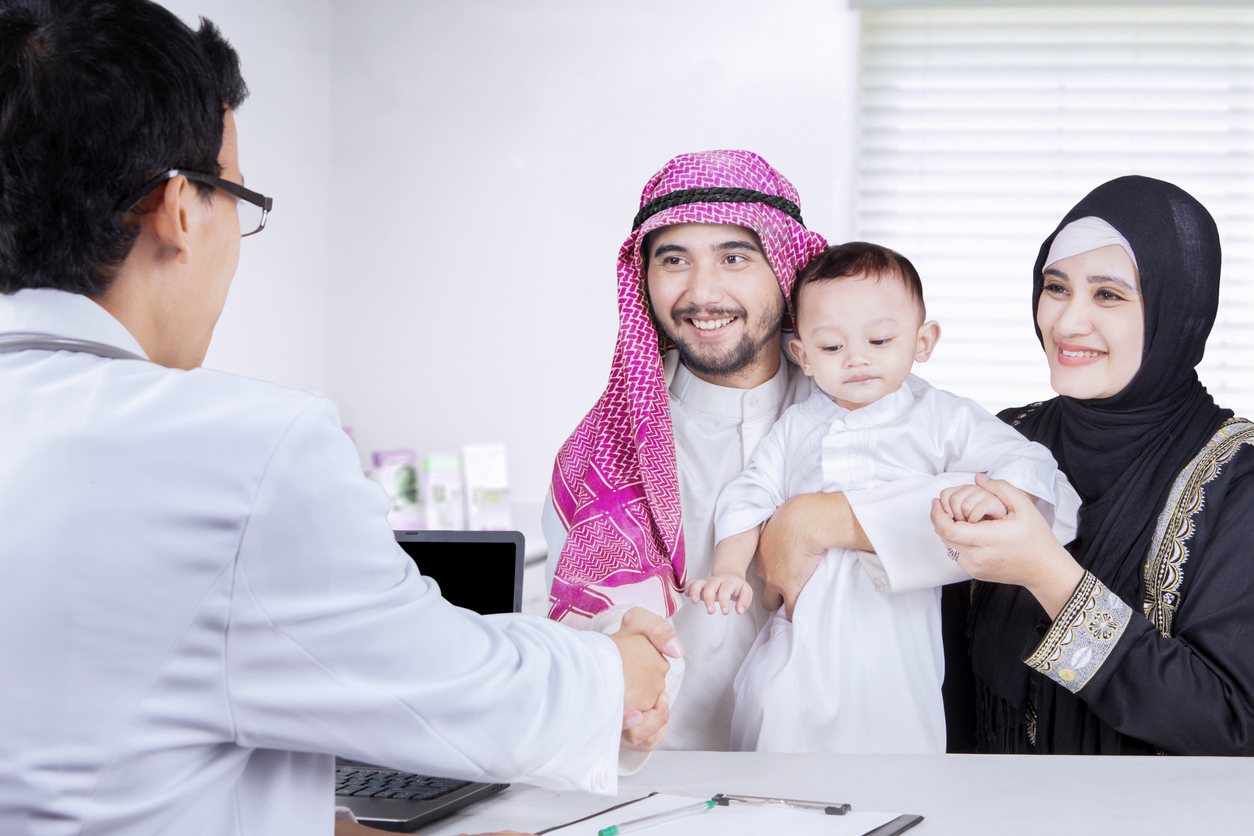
<box><xmin>930</xmin><ymin>474</ymin><xmax>1086</xmax><ymax>619</ymax></box>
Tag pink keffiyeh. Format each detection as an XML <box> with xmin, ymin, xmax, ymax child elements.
<box><xmin>548</xmin><ymin>150</ymin><xmax>827</xmax><ymax>625</ymax></box>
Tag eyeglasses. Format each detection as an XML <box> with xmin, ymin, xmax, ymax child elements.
<box><xmin>118</xmin><ymin>169</ymin><xmax>273</xmax><ymax>237</ymax></box>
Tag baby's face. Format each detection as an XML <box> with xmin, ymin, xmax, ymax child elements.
<box><xmin>789</xmin><ymin>274</ymin><xmax>937</xmax><ymax>410</ymax></box>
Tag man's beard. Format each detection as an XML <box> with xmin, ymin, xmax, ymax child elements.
<box><xmin>651</xmin><ymin>298</ymin><xmax>785</xmax><ymax>379</ymax></box>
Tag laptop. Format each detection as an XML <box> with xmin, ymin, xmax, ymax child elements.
<box><xmin>335</xmin><ymin>529</ymin><xmax>526</xmax><ymax>832</ymax></box>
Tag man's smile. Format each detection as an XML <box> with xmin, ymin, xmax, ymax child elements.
<box><xmin>691</xmin><ymin>316</ymin><xmax>736</xmax><ymax>331</ymax></box>
<box><xmin>670</xmin><ymin>306</ymin><xmax>748</xmax><ymax>342</ymax></box>
<box><xmin>689</xmin><ymin>316</ymin><xmax>737</xmax><ymax>333</ymax></box>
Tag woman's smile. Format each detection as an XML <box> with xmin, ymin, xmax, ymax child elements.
<box><xmin>1055</xmin><ymin>342</ymin><xmax>1107</xmax><ymax>366</ymax></box>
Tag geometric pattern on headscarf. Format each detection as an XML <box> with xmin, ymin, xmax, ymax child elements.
<box><xmin>548</xmin><ymin>151</ymin><xmax>827</xmax><ymax>625</ymax></box>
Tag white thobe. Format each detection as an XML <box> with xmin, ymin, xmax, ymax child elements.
<box><xmin>717</xmin><ymin>382</ymin><xmax>1069</xmax><ymax>753</ymax></box>
<box><xmin>545</xmin><ymin>358</ymin><xmax>814</xmax><ymax>752</ymax></box>
<box><xmin>0</xmin><ymin>289</ymin><xmax>623</xmax><ymax>836</ymax></box>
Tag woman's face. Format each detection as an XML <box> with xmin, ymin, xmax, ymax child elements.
<box><xmin>1037</xmin><ymin>244</ymin><xmax>1145</xmax><ymax>400</ymax></box>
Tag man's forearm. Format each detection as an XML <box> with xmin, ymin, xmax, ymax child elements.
<box><xmin>755</xmin><ymin>492</ymin><xmax>873</xmax><ymax>620</ymax></box>
<box><xmin>794</xmin><ymin>492</ymin><xmax>873</xmax><ymax>553</ymax></box>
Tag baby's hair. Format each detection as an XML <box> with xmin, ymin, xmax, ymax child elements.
<box><xmin>792</xmin><ymin>242</ymin><xmax>926</xmax><ymax>320</ymax></box>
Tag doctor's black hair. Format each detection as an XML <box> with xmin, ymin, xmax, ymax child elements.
<box><xmin>0</xmin><ymin>0</ymin><xmax>248</xmax><ymax>296</ymax></box>
<box><xmin>792</xmin><ymin>242</ymin><xmax>926</xmax><ymax>324</ymax></box>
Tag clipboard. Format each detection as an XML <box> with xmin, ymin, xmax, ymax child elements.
<box><xmin>539</xmin><ymin>792</ymin><xmax>923</xmax><ymax>836</ymax></box>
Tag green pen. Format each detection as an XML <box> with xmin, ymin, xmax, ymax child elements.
<box><xmin>597</xmin><ymin>799</ymin><xmax>717</xmax><ymax>836</ymax></box>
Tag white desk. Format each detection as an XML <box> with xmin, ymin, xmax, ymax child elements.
<box><xmin>420</xmin><ymin>751</ymin><xmax>1254</xmax><ymax>835</ymax></box>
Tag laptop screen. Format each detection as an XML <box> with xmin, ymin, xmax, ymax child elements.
<box><xmin>395</xmin><ymin>531</ymin><xmax>524</xmax><ymax>615</ymax></box>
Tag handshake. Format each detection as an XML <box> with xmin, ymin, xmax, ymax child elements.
<box><xmin>608</xmin><ymin>608</ymin><xmax>685</xmax><ymax>752</ymax></box>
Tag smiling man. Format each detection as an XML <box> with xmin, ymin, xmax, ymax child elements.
<box><xmin>543</xmin><ymin>151</ymin><xmax>833</xmax><ymax>756</ymax></box>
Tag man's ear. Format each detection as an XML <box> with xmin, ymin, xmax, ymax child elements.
<box><xmin>788</xmin><ymin>336</ymin><xmax>810</xmax><ymax>373</ymax></box>
<box><xmin>915</xmin><ymin>320</ymin><xmax>941</xmax><ymax>363</ymax></box>
<box><xmin>148</xmin><ymin>174</ymin><xmax>196</xmax><ymax>264</ymax></box>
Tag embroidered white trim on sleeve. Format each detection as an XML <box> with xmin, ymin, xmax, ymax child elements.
<box><xmin>1024</xmin><ymin>571</ymin><xmax>1131</xmax><ymax>693</ymax></box>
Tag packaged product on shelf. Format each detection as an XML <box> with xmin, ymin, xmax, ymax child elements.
<box><xmin>371</xmin><ymin>449</ymin><xmax>422</xmax><ymax>530</ymax></box>
<box><xmin>420</xmin><ymin>453</ymin><xmax>465</xmax><ymax>530</ymax></box>
<box><xmin>463</xmin><ymin>443</ymin><xmax>511</xmax><ymax>531</ymax></box>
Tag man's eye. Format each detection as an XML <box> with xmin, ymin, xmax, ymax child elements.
<box><xmin>725</xmin><ymin>254</ymin><xmax>746</xmax><ymax>264</ymax></box>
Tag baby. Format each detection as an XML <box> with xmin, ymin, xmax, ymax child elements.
<box><xmin>685</xmin><ymin>242</ymin><xmax>1071</xmax><ymax>754</ymax></box>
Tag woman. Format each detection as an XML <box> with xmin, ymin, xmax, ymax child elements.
<box><xmin>934</xmin><ymin>175</ymin><xmax>1254</xmax><ymax>755</ymax></box>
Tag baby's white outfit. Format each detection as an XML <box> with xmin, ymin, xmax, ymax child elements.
<box><xmin>715</xmin><ymin>376</ymin><xmax>1067</xmax><ymax>754</ymax></box>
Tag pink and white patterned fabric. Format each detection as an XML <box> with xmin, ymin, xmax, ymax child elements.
<box><xmin>548</xmin><ymin>150</ymin><xmax>827</xmax><ymax>625</ymax></box>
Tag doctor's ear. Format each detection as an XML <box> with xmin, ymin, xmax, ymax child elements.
<box><xmin>914</xmin><ymin>320</ymin><xmax>941</xmax><ymax>363</ymax></box>
<box><xmin>788</xmin><ymin>337</ymin><xmax>811</xmax><ymax>374</ymax></box>
<box><xmin>143</xmin><ymin>174</ymin><xmax>197</xmax><ymax>264</ymax></box>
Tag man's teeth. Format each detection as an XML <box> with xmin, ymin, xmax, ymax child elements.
<box><xmin>1061</xmin><ymin>349</ymin><xmax>1102</xmax><ymax>358</ymax></box>
<box><xmin>692</xmin><ymin>317</ymin><xmax>734</xmax><ymax>331</ymax></box>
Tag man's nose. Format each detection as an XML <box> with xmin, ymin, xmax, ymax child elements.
<box><xmin>685</xmin><ymin>260</ymin><xmax>725</xmax><ymax>306</ymax></box>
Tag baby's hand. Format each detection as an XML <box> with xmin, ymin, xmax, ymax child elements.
<box><xmin>938</xmin><ymin>482</ymin><xmax>1008</xmax><ymax>524</ymax></box>
<box><xmin>685</xmin><ymin>572</ymin><xmax>754</xmax><ymax>615</ymax></box>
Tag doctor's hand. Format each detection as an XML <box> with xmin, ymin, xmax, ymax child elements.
<box><xmin>756</xmin><ymin>493</ymin><xmax>871</xmax><ymax>621</ymax></box>
<box><xmin>622</xmin><ymin>691</ymin><xmax>670</xmax><ymax>752</ymax></box>
<box><xmin>931</xmin><ymin>474</ymin><xmax>1085</xmax><ymax>620</ymax></box>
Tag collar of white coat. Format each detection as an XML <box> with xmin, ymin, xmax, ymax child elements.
<box><xmin>668</xmin><ymin>351</ymin><xmax>792</xmax><ymax>420</ymax></box>
<box><xmin>810</xmin><ymin>375</ymin><xmax>926</xmax><ymax>429</ymax></box>
<box><xmin>0</xmin><ymin>288</ymin><xmax>149</xmax><ymax>361</ymax></box>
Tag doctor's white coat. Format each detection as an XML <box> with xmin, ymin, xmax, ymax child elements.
<box><xmin>0</xmin><ymin>289</ymin><xmax>622</xmax><ymax>836</ymax></box>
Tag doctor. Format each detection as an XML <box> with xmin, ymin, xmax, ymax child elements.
<box><xmin>0</xmin><ymin>2</ymin><xmax>676</xmax><ymax>835</ymax></box>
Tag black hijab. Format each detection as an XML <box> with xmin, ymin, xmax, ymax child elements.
<box><xmin>969</xmin><ymin>175</ymin><xmax>1233</xmax><ymax>754</ymax></box>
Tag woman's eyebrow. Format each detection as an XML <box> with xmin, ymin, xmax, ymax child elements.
<box><xmin>1087</xmin><ymin>273</ymin><xmax>1135</xmax><ymax>292</ymax></box>
<box><xmin>1043</xmin><ymin>267</ymin><xmax>1067</xmax><ymax>280</ymax></box>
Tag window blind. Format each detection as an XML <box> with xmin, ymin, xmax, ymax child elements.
<box><xmin>855</xmin><ymin>6</ymin><xmax>1254</xmax><ymax>417</ymax></box>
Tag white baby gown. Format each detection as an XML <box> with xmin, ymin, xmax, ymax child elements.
<box><xmin>718</xmin><ymin>378</ymin><xmax>1072</xmax><ymax>753</ymax></box>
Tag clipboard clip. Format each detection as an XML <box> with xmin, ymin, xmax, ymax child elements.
<box><xmin>711</xmin><ymin>793</ymin><xmax>852</xmax><ymax>816</ymax></box>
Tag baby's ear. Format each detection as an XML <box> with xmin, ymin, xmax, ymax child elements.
<box><xmin>915</xmin><ymin>320</ymin><xmax>941</xmax><ymax>362</ymax></box>
<box><xmin>788</xmin><ymin>337</ymin><xmax>810</xmax><ymax>372</ymax></box>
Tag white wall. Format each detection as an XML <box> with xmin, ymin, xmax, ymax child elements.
<box><xmin>326</xmin><ymin>1</ymin><xmax>862</xmax><ymax>530</ymax></box>
<box><xmin>155</xmin><ymin>0</ymin><xmax>860</xmax><ymax>546</ymax></box>
<box><xmin>162</xmin><ymin>0</ymin><xmax>332</xmax><ymax>397</ymax></box>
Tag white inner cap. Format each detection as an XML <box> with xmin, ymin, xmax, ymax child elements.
<box><xmin>1045</xmin><ymin>216</ymin><xmax>1138</xmax><ymax>271</ymax></box>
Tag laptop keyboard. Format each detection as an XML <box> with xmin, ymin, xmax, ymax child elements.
<box><xmin>335</xmin><ymin>767</ymin><xmax>472</xmax><ymax>801</ymax></box>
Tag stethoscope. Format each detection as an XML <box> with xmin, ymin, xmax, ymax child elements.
<box><xmin>0</xmin><ymin>333</ymin><xmax>145</xmax><ymax>361</ymax></box>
